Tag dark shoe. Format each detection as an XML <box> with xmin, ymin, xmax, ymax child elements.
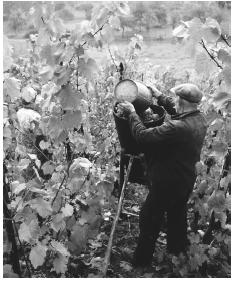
<box><xmin>132</xmin><ymin>237</ymin><xmax>155</xmax><ymax>268</ymax></box>
<box><xmin>132</xmin><ymin>257</ymin><xmax>152</xmax><ymax>268</ymax></box>
<box><xmin>132</xmin><ymin>249</ymin><xmax>152</xmax><ymax>268</ymax></box>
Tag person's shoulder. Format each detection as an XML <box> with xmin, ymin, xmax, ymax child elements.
<box><xmin>165</xmin><ymin>119</ymin><xmax>185</xmax><ymax>131</ymax></box>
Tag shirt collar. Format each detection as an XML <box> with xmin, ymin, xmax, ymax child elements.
<box><xmin>172</xmin><ymin>110</ymin><xmax>200</xmax><ymax>120</ymax></box>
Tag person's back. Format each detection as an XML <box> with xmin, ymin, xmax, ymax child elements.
<box><xmin>143</xmin><ymin>106</ymin><xmax>208</xmax><ymax>199</ymax></box>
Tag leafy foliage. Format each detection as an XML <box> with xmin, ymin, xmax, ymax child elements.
<box><xmin>3</xmin><ymin>2</ymin><xmax>230</xmax><ymax>278</ymax></box>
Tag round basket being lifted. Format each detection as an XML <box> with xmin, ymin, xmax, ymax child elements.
<box><xmin>114</xmin><ymin>79</ymin><xmax>153</xmax><ymax>113</ymax></box>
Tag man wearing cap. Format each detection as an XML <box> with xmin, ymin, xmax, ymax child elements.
<box><xmin>118</xmin><ymin>83</ymin><xmax>208</xmax><ymax>268</ymax></box>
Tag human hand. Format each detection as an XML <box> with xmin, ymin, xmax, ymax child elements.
<box><xmin>117</xmin><ymin>101</ymin><xmax>136</xmax><ymax>116</ymax></box>
<box><xmin>147</xmin><ymin>83</ymin><xmax>162</xmax><ymax>99</ymax></box>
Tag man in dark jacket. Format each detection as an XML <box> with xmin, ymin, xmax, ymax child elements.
<box><xmin>118</xmin><ymin>83</ymin><xmax>208</xmax><ymax>268</ymax></box>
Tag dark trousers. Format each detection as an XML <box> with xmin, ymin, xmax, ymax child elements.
<box><xmin>133</xmin><ymin>187</ymin><xmax>189</xmax><ymax>266</ymax></box>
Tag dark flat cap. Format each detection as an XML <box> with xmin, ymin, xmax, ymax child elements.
<box><xmin>171</xmin><ymin>83</ymin><xmax>203</xmax><ymax>103</ymax></box>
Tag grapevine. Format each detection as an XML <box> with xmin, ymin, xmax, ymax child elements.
<box><xmin>3</xmin><ymin>2</ymin><xmax>231</xmax><ymax>278</ymax></box>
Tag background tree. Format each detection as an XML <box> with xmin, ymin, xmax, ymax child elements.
<box><xmin>8</xmin><ymin>8</ymin><xmax>26</xmax><ymax>34</ymax></box>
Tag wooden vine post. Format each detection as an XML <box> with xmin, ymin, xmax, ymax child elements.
<box><xmin>3</xmin><ymin>163</ymin><xmax>21</xmax><ymax>277</ymax></box>
<box><xmin>101</xmin><ymin>156</ymin><xmax>134</xmax><ymax>277</ymax></box>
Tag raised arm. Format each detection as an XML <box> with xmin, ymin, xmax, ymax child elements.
<box><xmin>157</xmin><ymin>95</ymin><xmax>177</xmax><ymax>116</ymax></box>
<box><xmin>128</xmin><ymin>112</ymin><xmax>184</xmax><ymax>146</ymax></box>
<box><xmin>147</xmin><ymin>85</ymin><xmax>177</xmax><ymax>116</ymax></box>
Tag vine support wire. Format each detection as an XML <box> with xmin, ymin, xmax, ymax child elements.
<box><xmin>101</xmin><ymin>155</ymin><xmax>134</xmax><ymax>277</ymax></box>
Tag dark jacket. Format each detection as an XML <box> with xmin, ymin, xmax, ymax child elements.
<box><xmin>128</xmin><ymin>95</ymin><xmax>208</xmax><ymax>199</ymax></box>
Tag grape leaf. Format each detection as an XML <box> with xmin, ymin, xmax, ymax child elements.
<box><xmin>212</xmin><ymin>141</ymin><xmax>228</xmax><ymax>155</ymax></box>
<box><xmin>88</xmin><ymin>257</ymin><xmax>103</xmax><ymax>270</ymax></box>
<box><xmin>29</xmin><ymin>5</ymin><xmax>46</xmax><ymax>30</ymax></box>
<box><xmin>54</xmin><ymin>66</ymin><xmax>73</xmax><ymax>86</ymax></box>
<box><xmin>220</xmin><ymin>17</ymin><xmax>231</xmax><ymax>35</ymax></box>
<box><xmin>53</xmin><ymin>254</ymin><xmax>69</xmax><ymax>274</ymax></box>
<box><xmin>56</xmin><ymin>84</ymin><xmax>81</xmax><ymax>110</ymax></box>
<box><xmin>68</xmin><ymin>176</ymin><xmax>85</xmax><ymax>193</ymax></box>
<box><xmin>39</xmin><ymin>65</ymin><xmax>54</xmax><ymax>82</ymax></box>
<box><xmin>29</xmin><ymin>198</ymin><xmax>53</xmax><ymax>218</ymax></box>
<box><xmin>220</xmin><ymin>174</ymin><xmax>231</xmax><ymax>190</ymax></box>
<box><xmin>120</xmin><ymin>261</ymin><xmax>133</xmax><ymax>272</ymax></box>
<box><xmin>39</xmin><ymin>140</ymin><xmax>50</xmax><ymax>150</ymax></box>
<box><xmin>87</xmin><ymin>216</ymin><xmax>103</xmax><ymax>239</ymax></box>
<box><xmin>17</xmin><ymin>158</ymin><xmax>31</xmax><ymax>170</ymax></box>
<box><xmin>69</xmin><ymin>223</ymin><xmax>89</xmax><ymax>255</ymax></box>
<box><xmin>11</xmin><ymin>181</ymin><xmax>26</xmax><ymax>195</ymax></box>
<box><xmin>4</xmin><ymin>77</ymin><xmax>21</xmax><ymax>100</ymax></box>
<box><xmin>195</xmin><ymin>50</ymin><xmax>216</xmax><ymax>75</ymax></box>
<box><xmin>40</xmin><ymin>45</ymin><xmax>56</xmax><ymax>66</ymax></box>
<box><xmin>79</xmin><ymin>58</ymin><xmax>99</xmax><ymax>79</ymax></box>
<box><xmin>3</xmin><ymin>105</ymin><xmax>8</xmax><ymax>120</ymax></box>
<box><xmin>209</xmin><ymin>118</ymin><xmax>224</xmax><ymax>131</ymax></box>
<box><xmin>51</xmin><ymin>213</ymin><xmax>66</xmax><ymax>232</ymax></box>
<box><xmin>198</xmin><ymin>180</ymin><xmax>208</xmax><ymax>193</ymax></box>
<box><xmin>189</xmin><ymin>233</ymin><xmax>200</xmax><ymax>244</ymax></box>
<box><xmin>29</xmin><ymin>244</ymin><xmax>47</xmax><ymax>269</ymax></box>
<box><xmin>69</xmin><ymin>157</ymin><xmax>92</xmax><ymax>177</ymax></box>
<box><xmin>79</xmin><ymin>218</ymin><xmax>88</xmax><ymax>226</ymax></box>
<box><xmin>82</xmin><ymin>32</ymin><xmax>97</xmax><ymax>47</ymax></box>
<box><xmin>187</xmin><ymin>17</ymin><xmax>204</xmax><ymax>42</ymax></box>
<box><xmin>80</xmin><ymin>204</ymin><xmax>102</xmax><ymax>239</ymax></box>
<box><xmin>37</xmin><ymin>27</ymin><xmax>51</xmax><ymax>46</ymax></box>
<box><xmin>190</xmin><ymin>254</ymin><xmax>201</xmax><ymax>271</ymax></box>
<box><xmin>18</xmin><ymin>219</ymin><xmax>40</xmax><ymax>243</ymax></box>
<box><xmin>3</xmin><ymin>35</ymin><xmax>14</xmax><ymax>71</ymax></box>
<box><xmin>62</xmin><ymin>110</ymin><xmax>82</xmax><ymax>129</ymax></box>
<box><xmin>47</xmin><ymin>116</ymin><xmax>63</xmax><ymax>139</ymax></box>
<box><xmin>47</xmin><ymin>17</ymin><xmax>66</xmax><ymax>37</ymax></box>
<box><xmin>3</xmin><ymin>126</ymin><xmax>11</xmax><ymax>139</ymax></box>
<box><xmin>109</xmin><ymin>16</ymin><xmax>121</xmax><ymax>29</ymax></box>
<box><xmin>61</xmin><ymin>204</ymin><xmax>73</xmax><ymax>217</ymax></box>
<box><xmin>21</xmin><ymin>86</ymin><xmax>37</xmax><ymax>103</ymax></box>
<box><xmin>116</xmin><ymin>2</ymin><xmax>130</xmax><ymax>16</ymax></box>
<box><xmin>52</xmin><ymin>191</ymin><xmax>62</xmax><ymax>213</ymax></box>
<box><xmin>96</xmin><ymin>180</ymin><xmax>114</xmax><ymax>199</ymax></box>
<box><xmin>17</xmin><ymin>108</ymin><xmax>41</xmax><ymax>130</ymax></box>
<box><xmin>66</xmin><ymin>216</ymin><xmax>77</xmax><ymax>231</ymax></box>
<box><xmin>218</xmin><ymin>49</ymin><xmax>231</xmax><ymax>66</ymax></box>
<box><xmin>50</xmin><ymin>240</ymin><xmax>70</xmax><ymax>257</ymax></box>
<box><xmin>207</xmin><ymin>190</ymin><xmax>226</xmax><ymax>211</ymax></box>
<box><xmin>208</xmin><ymin>247</ymin><xmax>218</xmax><ymax>257</ymax></box>
<box><xmin>75</xmin><ymin>45</ymin><xmax>85</xmax><ymax>57</ymax></box>
<box><xmin>94</xmin><ymin>6</ymin><xmax>110</xmax><ymax>27</ymax></box>
<box><xmin>209</xmin><ymin>91</ymin><xmax>230</xmax><ymax>111</ymax></box>
<box><xmin>205</xmin><ymin>18</ymin><xmax>221</xmax><ymax>36</ymax></box>
<box><xmin>18</xmin><ymin>222</ymin><xmax>32</xmax><ymax>243</ymax></box>
<box><xmin>3</xmin><ymin>265</ymin><xmax>19</xmax><ymax>278</ymax></box>
<box><xmin>41</xmin><ymin>161</ymin><xmax>55</xmax><ymax>175</ymax></box>
<box><xmin>56</xmin><ymin>129</ymin><xmax>68</xmax><ymax>144</ymax></box>
<box><xmin>172</xmin><ymin>23</ymin><xmax>189</xmax><ymax>38</ymax></box>
<box><xmin>202</xmin><ymin>26</ymin><xmax>221</xmax><ymax>43</ymax></box>
<box><xmin>100</xmin><ymin>25</ymin><xmax>115</xmax><ymax>44</ymax></box>
<box><xmin>214</xmin><ymin>211</ymin><xmax>227</xmax><ymax>228</ymax></box>
<box><xmin>54</xmin><ymin>42</ymin><xmax>66</xmax><ymax>62</ymax></box>
<box><xmin>3</xmin><ymin>35</ymin><xmax>13</xmax><ymax>57</ymax></box>
<box><xmin>222</xmin><ymin>66</ymin><xmax>231</xmax><ymax>87</ymax></box>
